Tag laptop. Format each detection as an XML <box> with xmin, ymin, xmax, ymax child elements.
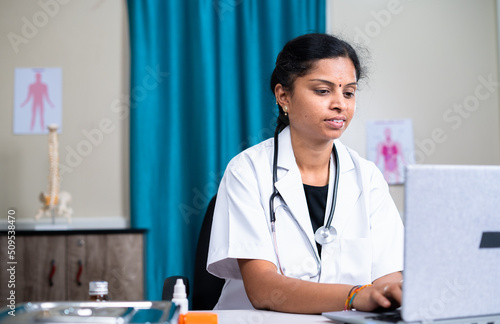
<box><xmin>323</xmin><ymin>164</ymin><xmax>500</xmax><ymax>324</ymax></box>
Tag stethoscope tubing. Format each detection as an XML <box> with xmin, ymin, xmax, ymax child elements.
<box><xmin>269</xmin><ymin>125</ymin><xmax>340</xmax><ymax>279</ymax></box>
<box><xmin>272</xmin><ymin>202</ymin><xmax>322</xmax><ymax>278</ymax></box>
<box><xmin>325</xmin><ymin>145</ymin><xmax>340</xmax><ymax>229</ymax></box>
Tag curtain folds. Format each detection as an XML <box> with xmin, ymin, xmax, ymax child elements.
<box><xmin>127</xmin><ymin>0</ymin><xmax>325</xmax><ymax>300</ymax></box>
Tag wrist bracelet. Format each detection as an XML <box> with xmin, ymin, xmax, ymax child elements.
<box><xmin>344</xmin><ymin>284</ymin><xmax>372</xmax><ymax>311</ymax></box>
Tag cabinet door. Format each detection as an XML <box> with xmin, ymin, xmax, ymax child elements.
<box><xmin>105</xmin><ymin>233</ymin><xmax>144</xmax><ymax>301</ymax></box>
<box><xmin>0</xmin><ymin>236</ymin><xmax>14</xmax><ymax>303</ymax></box>
<box><xmin>66</xmin><ymin>233</ymin><xmax>144</xmax><ymax>301</ymax></box>
<box><xmin>11</xmin><ymin>235</ymin><xmax>67</xmax><ymax>302</ymax></box>
<box><xmin>66</xmin><ymin>234</ymin><xmax>108</xmax><ymax>300</ymax></box>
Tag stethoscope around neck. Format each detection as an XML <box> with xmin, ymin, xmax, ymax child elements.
<box><xmin>269</xmin><ymin>125</ymin><xmax>340</xmax><ymax>278</ymax></box>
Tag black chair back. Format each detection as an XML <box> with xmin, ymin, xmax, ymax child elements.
<box><xmin>192</xmin><ymin>195</ymin><xmax>225</xmax><ymax>310</ymax></box>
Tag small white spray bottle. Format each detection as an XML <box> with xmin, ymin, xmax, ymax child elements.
<box><xmin>171</xmin><ymin>278</ymin><xmax>188</xmax><ymax>315</ymax></box>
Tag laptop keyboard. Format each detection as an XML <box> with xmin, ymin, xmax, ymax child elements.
<box><xmin>365</xmin><ymin>311</ymin><xmax>500</xmax><ymax>324</ymax></box>
<box><xmin>366</xmin><ymin>311</ymin><xmax>402</xmax><ymax>323</ymax></box>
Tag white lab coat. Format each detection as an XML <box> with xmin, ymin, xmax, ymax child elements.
<box><xmin>207</xmin><ymin>126</ymin><xmax>404</xmax><ymax>310</ymax></box>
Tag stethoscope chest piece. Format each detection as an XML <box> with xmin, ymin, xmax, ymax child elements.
<box><xmin>314</xmin><ymin>225</ymin><xmax>337</xmax><ymax>245</ymax></box>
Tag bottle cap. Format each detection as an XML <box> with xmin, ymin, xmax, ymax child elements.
<box><xmin>173</xmin><ymin>278</ymin><xmax>187</xmax><ymax>299</ymax></box>
<box><xmin>89</xmin><ymin>281</ymin><xmax>108</xmax><ymax>295</ymax></box>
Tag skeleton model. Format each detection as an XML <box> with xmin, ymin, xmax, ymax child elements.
<box><xmin>35</xmin><ymin>124</ymin><xmax>73</xmax><ymax>222</ymax></box>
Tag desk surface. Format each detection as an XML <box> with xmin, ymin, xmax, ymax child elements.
<box><xmin>1</xmin><ymin>302</ymin><xmax>333</xmax><ymax>324</ymax></box>
<box><xmin>207</xmin><ymin>309</ymin><xmax>332</xmax><ymax>324</ymax></box>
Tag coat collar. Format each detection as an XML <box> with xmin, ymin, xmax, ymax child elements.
<box><xmin>275</xmin><ymin>126</ymin><xmax>355</xmax><ymax>175</ymax></box>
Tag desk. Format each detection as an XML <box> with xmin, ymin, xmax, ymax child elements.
<box><xmin>207</xmin><ymin>309</ymin><xmax>331</xmax><ymax>324</ymax></box>
<box><xmin>1</xmin><ymin>302</ymin><xmax>333</xmax><ymax>324</ymax></box>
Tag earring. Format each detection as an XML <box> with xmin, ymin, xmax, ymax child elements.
<box><xmin>283</xmin><ymin>106</ymin><xmax>288</xmax><ymax>116</ymax></box>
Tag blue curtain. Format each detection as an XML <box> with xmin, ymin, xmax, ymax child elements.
<box><xmin>127</xmin><ymin>0</ymin><xmax>325</xmax><ymax>300</ymax></box>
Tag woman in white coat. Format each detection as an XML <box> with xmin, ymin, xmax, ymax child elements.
<box><xmin>207</xmin><ymin>33</ymin><xmax>404</xmax><ymax>314</ymax></box>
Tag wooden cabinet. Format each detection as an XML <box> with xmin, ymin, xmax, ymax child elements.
<box><xmin>0</xmin><ymin>230</ymin><xmax>145</xmax><ymax>303</ymax></box>
<box><xmin>9</xmin><ymin>235</ymin><xmax>67</xmax><ymax>302</ymax></box>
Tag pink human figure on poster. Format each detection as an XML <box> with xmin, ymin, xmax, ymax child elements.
<box><xmin>20</xmin><ymin>72</ymin><xmax>54</xmax><ymax>131</ymax></box>
<box><xmin>375</xmin><ymin>127</ymin><xmax>407</xmax><ymax>184</ymax></box>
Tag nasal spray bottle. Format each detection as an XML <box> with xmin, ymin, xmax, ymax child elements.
<box><xmin>172</xmin><ymin>278</ymin><xmax>188</xmax><ymax>315</ymax></box>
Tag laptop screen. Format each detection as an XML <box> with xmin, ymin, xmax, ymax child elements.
<box><xmin>402</xmin><ymin>164</ymin><xmax>500</xmax><ymax>321</ymax></box>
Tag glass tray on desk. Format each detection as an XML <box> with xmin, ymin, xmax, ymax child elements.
<box><xmin>0</xmin><ymin>301</ymin><xmax>177</xmax><ymax>324</ymax></box>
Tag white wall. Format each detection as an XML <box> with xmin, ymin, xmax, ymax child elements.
<box><xmin>327</xmin><ymin>0</ymin><xmax>500</xmax><ymax>212</ymax></box>
<box><xmin>0</xmin><ymin>0</ymin><xmax>130</xmax><ymax>227</ymax></box>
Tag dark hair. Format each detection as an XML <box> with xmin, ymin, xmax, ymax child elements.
<box><xmin>270</xmin><ymin>33</ymin><xmax>365</xmax><ymax>129</ymax></box>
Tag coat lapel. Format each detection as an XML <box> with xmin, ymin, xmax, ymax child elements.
<box><xmin>330</xmin><ymin>141</ymin><xmax>362</xmax><ymax>235</ymax></box>
<box><xmin>273</xmin><ymin>128</ymin><xmax>316</xmax><ymax>244</ymax></box>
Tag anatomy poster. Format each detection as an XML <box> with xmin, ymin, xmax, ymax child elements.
<box><xmin>13</xmin><ymin>67</ymin><xmax>62</xmax><ymax>134</ymax></box>
<box><xmin>366</xmin><ymin>119</ymin><xmax>415</xmax><ymax>185</ymax></box>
